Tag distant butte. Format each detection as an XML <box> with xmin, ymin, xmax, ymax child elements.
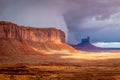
<box><xmin>71</xmin><ymin>36</ymin><xmax>106</xmax><ymax>52</ymax></box>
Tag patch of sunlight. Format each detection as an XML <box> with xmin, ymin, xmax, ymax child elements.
<box><xmin>31</xmin><ymin>46</ymin><xmax>73</xmax><ymax>55</ymax></box>
<box><xmin>30</xmin><ymin>46</ymin><xmax>120</xmax><ymax>60</ymax></box>
<box><xmin>61</xmin><ymin>52</ymin><xmax>120</xmax><ymax>60</ymax></box>
<box><xmin>41</xmin><ymin>50</ymin><xmax>73</xmax><ymax>55</ymax></box>
<box><xmin>31</xmin><ymin>47</ymin><xmax>41</xmax><ymax>52</ymax></box>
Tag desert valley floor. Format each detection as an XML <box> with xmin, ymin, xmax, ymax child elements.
<box><xmin>0</xmin><ymin>50</ymin><xmax>120</xmax><ymax>80</ymax></box>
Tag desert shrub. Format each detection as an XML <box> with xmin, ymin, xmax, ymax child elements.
<box><xmin>9</xmin><ymin>75</ymin><xmax>16</xmax><ymax>80</ymax></box>
<box><xmin>36</xmin><ymin>75</ymin><xmax>42</xmax><ymax>80</ymax></box>
<box><xmin>28</xmin><ymin>76</ymin><xmax>35</xmax><ymax>80</ymax></box>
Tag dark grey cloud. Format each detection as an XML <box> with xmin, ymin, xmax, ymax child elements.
<box><xmin>63</xmin><ymin>0</ymin><xmax>120</xmax><ymax>44</ymax></box>
<box><xmin>1</xmin><ymin>0</ymin><xmax>120</xmax><ymax>44</ymax></box>
<box><xmin>64</xmin><ymin>0</ymin><xmax>119</xmax><ymax>30</ymax></box>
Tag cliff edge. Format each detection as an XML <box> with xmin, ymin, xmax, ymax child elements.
<box><xmin>0</xmin><ymin>21</ymin><xmax>77</xmax><ymax>65</ymax></box>
<box><xmin>0</xmin><ymin>21</ymin><xmax>65</xmax><ymax>43</ymax></box>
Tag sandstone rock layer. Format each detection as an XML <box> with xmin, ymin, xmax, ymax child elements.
<box><xmin>0</xmin><ymin>21</ymin><xmax>65</xmax><ymax>43</ymax></box>
<box><xmin>0</xmin><ymin>21</ymin><xmax>77</xmax><ymax>65</ymax></box>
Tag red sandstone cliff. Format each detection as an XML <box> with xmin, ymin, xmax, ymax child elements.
<box><xmin>0</xmin><ymin>21</ymin><xmax>65</xmax><ymax>43</ymax></box>
<box><xmin>0</xmin><ymin>21</ymin><xmax>77</xmax><ymax>65</ymax></box>
<box><xmin>0</xmin><ymin>21</ymin><xmax>76</xmax><ymax>55</ymax></box>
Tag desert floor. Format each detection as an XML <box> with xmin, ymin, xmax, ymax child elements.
<box><xmin>0</xmin><ymin>50</ymin><xmax>120</xmax><ymax>80</ymax></box>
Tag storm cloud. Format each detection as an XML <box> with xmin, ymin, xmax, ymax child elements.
<box><xmin>0</xmin><ymin>0</ymin><xmax>120</xmax><ymax>44</ymax></box>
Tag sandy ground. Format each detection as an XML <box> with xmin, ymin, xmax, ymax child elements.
<box><xmin>42</xmin><ymin>49</ymin><xmax>120</xmax><ymax>60</ymax></box>
<box><xmin>0</xmin><ymin>50</ymin><xmax>120</xmax><ymax>80</ymax></box>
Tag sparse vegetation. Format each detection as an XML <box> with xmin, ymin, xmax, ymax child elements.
<box><xmin>0</xmin><ymin>64</ymin><xmax>120</xmax><ymax>80</ymax></box>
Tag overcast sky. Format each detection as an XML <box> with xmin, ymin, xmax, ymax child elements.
<box><xmin>1</xmin><ymin>0</ymin><xmax>120</xmax><ymax>44</ymax></box>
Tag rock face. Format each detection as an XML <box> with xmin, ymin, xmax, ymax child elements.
<box><xmin>0</xmin><ymin>21</ymin><xmax>77</xmax><ymax>65</ymax></box>
<box><xmin>80</xmin><ymin>36</ymin><xmax>90</xmax><ymax>45</ymax></box>
<box><xmin>0</xmin><ymin>21</ymin><xmax>65</xmax><ymax>43</ymax></box>
<box><xmin>71</xmin><ymin>37</ymin><xmax>106</xmax><ymax>52</ymax></box>
<box><xmin>0</xmin><ymin>21</ymin><xmax>76</xmax><ymax>52</ymax></box>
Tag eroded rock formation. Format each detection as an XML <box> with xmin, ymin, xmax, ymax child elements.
<box><xmin>0</xmin><ymin>21</ymin><xmax>65</xmax><ymax>43</ymax></box>
<box><xmin>0</xmin><ymin>21</ymin><xmax>77</xmax><ymax>65</ymax></box>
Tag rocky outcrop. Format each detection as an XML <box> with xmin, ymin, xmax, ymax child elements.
<box><xmin>0</xmin><ymin>21</ymin><xmax>78</xmax><ymax>65</ymax></box>
<box><xmin>0</xmin><ymin>21</ymin><xmax>65</xmax><ymax>43</ymax></box>
<box><xmin>71</xmin><ymin>37</ymin><xmax>106</xmax><ymax>52</ymax></box>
